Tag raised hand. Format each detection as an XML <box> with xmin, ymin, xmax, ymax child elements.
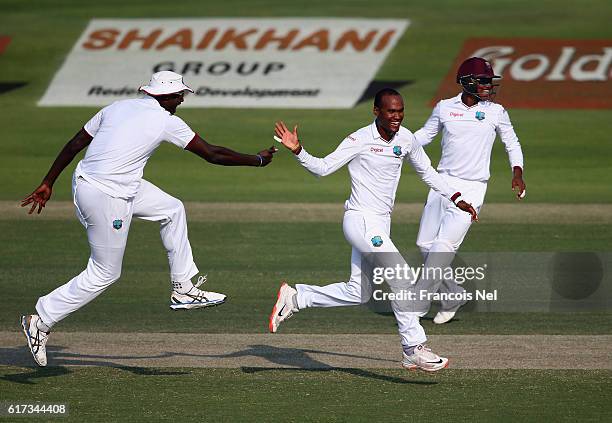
<box><xmin>274</xmin><ymin>121</ymin><xmax>301</xmax><ymax>153</ymax></box>
<box><xmin>21</xmin><ymin>182</ymin><xmax>53</xmax><ymax>215</ymax></box>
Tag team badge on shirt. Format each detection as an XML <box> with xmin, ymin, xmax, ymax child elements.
<box><xmin>113</xmin><ymin>219</ymin><xmax>123</xmax><ymax>230</ymax></box>
<box><xmin>371</xmin><ymin>236</ymin><xmax>384</xmax><ymax>247</ymax></box>
<box><xmin>475</xmin><ymin>111</ymin><xmax>486</xmax><ymax>121</ymax></box>
<box><xmin>393</xmin><ymin>146</ymin><xmax>402</xmax><ymax>157</ymax></box>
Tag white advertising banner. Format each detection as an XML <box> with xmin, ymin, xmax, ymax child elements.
<box><xmin>39</xmin><ymin>18</ymin><xmax>409</xmax><ymax>108</ymax></box>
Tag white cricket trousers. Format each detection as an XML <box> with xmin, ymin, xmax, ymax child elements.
<box><xmin>416</xmin><ymin>174</ymin><xmax>487</xmax><ymax>309</ymax></box>
<box><xmin>36</xmin><ymin>175</ymin><xmax>199</xmax><ymax>327</ymax></box>
<box><xmin>296</xmin><ymin>210</ymin><xmax>427</xmax><ymax>347</ymax></box>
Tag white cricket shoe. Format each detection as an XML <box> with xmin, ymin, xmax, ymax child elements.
<box><xmin>21</xmin><ymin>315</ymin><xmax>50</xmax><ymax>367</ymax></box>
<box><xmin>269</xmin><ymin>282</ymin><xmax>298</xmax><ymax>333</ymax></box>
<box><xmin>401</xmin><ymin>344</ymin><xmax>449</xmax><ymax>372</ymax></box>
<box><xmin>170</xmin><ymin>276</ymin><xmax>226</xmax><ymax>310</ymax></box>
<box><xmin>433</xmin><ymin>299</ymin><xmax>468</xmax><ymax>324</ymax></box>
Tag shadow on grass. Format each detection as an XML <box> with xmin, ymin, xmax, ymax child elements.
<box><xmin>242</xmin><ymin>367</ymin><xmax>437</xmax><ymax>385</ymax></box>
<box><xmin>188</xmin><ymin>344</ymin><xmax>438</xmax><ymax>385</ymax></box>
<box><xmin>0</xmin><ymin>345</ymin><xmax>189</xmax><ymax>384</ymax></box>
<box><xmin>1</xmin><ymin>344</ymin><xmax>437</xmax><ymax>385</ymax></box>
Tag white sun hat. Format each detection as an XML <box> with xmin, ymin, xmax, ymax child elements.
<box><xmin>139</xmin><ymin>71</ymin><xmax>194</xmax><ymax>96</ymax></box>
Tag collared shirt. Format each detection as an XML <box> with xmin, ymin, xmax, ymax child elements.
<box><xmin>295</xmin><ymin>121</ymin><xmax>457</xmax><ymax>215</ymax></box>
<box><xmin>414</xmin><ymin>93</ymin><xmax>524</xmax><ymax>182</ymax></box>
<box><xmin>77</xmin><ymin>95</ymin><xmax>195</xmax><ymax>199</ymax></box>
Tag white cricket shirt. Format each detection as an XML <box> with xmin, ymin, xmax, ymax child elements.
<box><xmin>295</xmin><ymin>121</ymin><xmax>457</xmax><ymax>215</ymax></box>
<box><xmin>77</xmin><ymin>95</ymin><xmax>195</xmax><ymax>199</ymax></box>
<box><xmin>414</xmin><ymin>93</ymin><xmax>524</xmax><ymax>182</ymax></box>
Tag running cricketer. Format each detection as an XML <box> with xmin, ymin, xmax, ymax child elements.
<box><xmin>414</xmin><ymin>57</ymin><xmax>526</xmax><ymax>324</ymax></box>
<box><xmin>269</xmin><ymin>89</ymin><xmax>478</xmax><ymax>372</ymax></box>
<box><xmin>20</xmin><ymin>71</ymin><xmax>277</xmax><ymax>367</ymax></box>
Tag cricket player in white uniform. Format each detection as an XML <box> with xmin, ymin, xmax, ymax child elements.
<box><xmin>414</xmin><ymin>57</ymin><xmax>526</xmax><ymax>324</ymax></box>
<box><xmin>269</xmin><ymin>89</ymin><xmax>478</xmax><ymax>372</ymax></box>
<box><xmin>20</xmin><ymin>71</ymin><xmax>277</xmax><ymax>366</ymax></box>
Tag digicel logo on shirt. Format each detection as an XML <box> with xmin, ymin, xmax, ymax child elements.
<box><xmin>433</xmin><ymin>38</ymin><xmax>612</xmax><ymax>109</ymax></box>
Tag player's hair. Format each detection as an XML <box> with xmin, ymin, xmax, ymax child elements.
<box><xmin>374</xmin><ymin>88</ymin><xmax>402</xmax><ymax>108</ymax></box>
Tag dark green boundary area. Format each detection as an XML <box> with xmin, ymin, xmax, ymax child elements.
<box><xmin>1</xmin><ymin>367</ymin><xmax>610</xmax><ymax>421</ymax></box>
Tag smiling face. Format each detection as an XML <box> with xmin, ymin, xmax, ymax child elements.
<box><xmin>374</xmin><ymin>94</ymin><xmax>404</xmax><ymax>141</ymax></box>
<box><xmin>475</xmin><ymin>77</ymin><xmax>494</xmax><ymax>101</ymax></box>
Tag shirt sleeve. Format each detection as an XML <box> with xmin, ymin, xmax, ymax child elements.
<box><xmin>413</xmin><ymin>102</ymin><xmax>442</xmax><ymax>146</ymax></box>
<box><xmin>295</xmin><ymin>135</ymin><xmax>362</xmax><ymax>177</ymax></box>
<box><xmin>496</xmin><ymin>107</ymin><xmax>524</xmax><ymax>169</ymax></box>
<box><xmin>164</xmin><ymin>115</ymin><xmax>196</xmax><ymax>149</ymax></box>
<box><xmin>405</xmin><ymin>134</ymin><xmax>457</xmax><ymax>200</ymax></box>
<box><xmin>83</xmin><ymin>107</ymin><xmax>105</xmax><ymax>137</ymax></box>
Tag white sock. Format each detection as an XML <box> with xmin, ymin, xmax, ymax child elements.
<box><xmin>36</xmin><ymin>317</ymin><xmax>51</xmax><ymax>333</ymax></box>
<box><xmin>172</xmin><ymin>280</ymin><xmax>195</xmax><ymax>294</ymax></box>
<box><xmin>291</xmin><ymin>293</ymin><xmax>299</xmax><ymax>311</ymax></box>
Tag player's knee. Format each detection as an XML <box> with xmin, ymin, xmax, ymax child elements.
<box><xmin>89</xmin><ymin>262</ymin><xmax>122</xmax><ymax>286</ymax></box>
<box><xmin>170</xmin><ymin>198</ymin><xmax>186</xmax><ymax>218</ymax></box>
<box><xmin>429</xmin><ymin>239</ymin><xmax>456</xmax><ymax>253</ymax></box>
<box><xmin>346</xmin><ymin>280</ymin><xmax>370</xmax><ymax>304</ymax></box>
<box><xmin>416</xmin><ymin>240</ymin><xmax>432</xmax><ymax>255</ymax></box>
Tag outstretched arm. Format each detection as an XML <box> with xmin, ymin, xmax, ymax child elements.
<box><xmin>185</xmin><ymin>134</ymin><xmax>277</xmax><ymax>167</ymax></box>
<box><xmin>21</xmin><ymin>128</ymin><xmax>93</xmax><ymax>214</ymax></box>
<box><xmin>274</xmin><ymin>121</ymin><xmax>360</xmax><ymax>177</ymax></box>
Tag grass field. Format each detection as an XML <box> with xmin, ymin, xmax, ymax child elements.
<box><xmin>1</xmin><ymin>0</ymin><xmax>611</xmax><ymax>421</ymax></box>
<box><xmin>2</xmin><ymin>368</ymin><xmax>611</xmax><ymax>421</ymax></box>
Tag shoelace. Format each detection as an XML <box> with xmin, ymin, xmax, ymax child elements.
<box><xmin>183</xmin><ymin>275</ymin><xmax>210</xmax><ymax>302</ymax></box>
<box><xmin>31</xmin><ymin>325</ymin><xmax>49</xmax><ymax>352</ymax></box>
<box><xmin>195</xmin><ymin>275</ymin><xmax>207</xmax><ymax>288</ymax></box>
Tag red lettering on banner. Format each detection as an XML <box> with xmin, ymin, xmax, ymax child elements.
<box><xmin>292</xmin><ymin>30</ymin><xmax>329</xmax><ymax>51</ymax></box>
<box><xmin>79</xmin><ymin>27</ymin><xmax>398</xmax><ymax>53</ymax></box>
<box><xmin>156</xmin><ymin>29</ymin><xmax>193</xmax><ymax>50</ymax></box>
<box><xmin>255</xmin><ymin>29</ymin><xmax>299</xmax><ymax>50</ymax></box>
<box><xmin>196</xmin><ymin>29</ymin><xmax>218</xmax><ymax>49</ymax></box>
<box><xmin>432</xmin><ymin>38</ymin><xmax>612</xmax><ymax>109</ymax></box>
<box><xmin>374</xmin><ymin>30</ymin><xmax>396</xmax><ymax>52</ymax></box>
<box><xmin>117</xmin><ymin>29</ymin><xmax>162</xmax><ymax>50</ymax></box>
<box><xmin>82</xmin><ymin>29</ymin><xmax>120</xmax><ymax>49</ymax></box>
<box><xmin>334</xmin><ymin>30</ymin><xmax>376</xmax><ymax>51</ymax></box>
<box><xmin>214</xmin><ymin>28</ymin><xmax>258</xmax><ymax>50</ymax></box>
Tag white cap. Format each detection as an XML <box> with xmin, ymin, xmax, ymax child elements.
<box><xmin>139</xmin><ymin>71</ymin><xmax>194</xmax><ymax>96</ymax></box>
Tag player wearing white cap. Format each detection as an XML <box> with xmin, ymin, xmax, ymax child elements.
<box><xmin>20</xmin><ymin>71</ymin><xmax>277</xmax><ymax>367</ymax></box>
<box><xmin>414</xmin><ymin>57</ymin><xmax>526</xmax><ymax>324</ymax></box>
<box><xmin>269</xmin><ymin>89</ymin><xmax>478</xmax><ymax>372</ymax></box>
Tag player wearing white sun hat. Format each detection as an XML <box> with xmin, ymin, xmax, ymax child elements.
<box><xmin>20</xmin><ymin>71</ymin><xmax>277</xmax><ymax>366</ymax></box>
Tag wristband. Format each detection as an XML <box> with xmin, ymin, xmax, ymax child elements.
<box><xmin>256</xmin><ymin>154</ymin><xmax>263</xmax><ymax>167</ymax></box>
